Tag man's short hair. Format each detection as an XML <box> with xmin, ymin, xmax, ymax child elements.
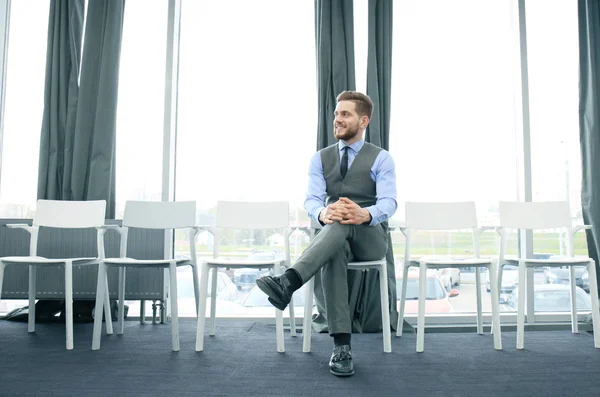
<box><xmin>336</xmin><ymin>91</ymin><xmax>374</xmax><ymax>119</ymax></box>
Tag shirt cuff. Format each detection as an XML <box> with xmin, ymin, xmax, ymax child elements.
<box><xmin>365</xmin><ymin>207</ymin><xmax>376</xmax><ymax>226</ymax></box>
<box><xmin>313</xmin><ymin>207</ymin><xmax>326</xmax><ymax>226</ymax></box>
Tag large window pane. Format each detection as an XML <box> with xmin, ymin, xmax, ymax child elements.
<box><xmin>115</xmin><ymin>0</ymin><xmax>168</xmax><ymax>218</ymax></box>
<box><xmin>175</xmin><ymin>0</ymin><xmax>316</xmax><ymax>316</ymax></box>
<box><xmin>390</xmin><ymin>0</ymin><xmax>518</xmax><ymax>315</ymax></box>
<box><xmin>526</xmin><ymin>0</ymin><xmax>586</xmax><ymax>256</ymax></box>
<box><xmin>0</xmin><ymin>2</ymin><xmax>50</xmax><ymax>218</ymax></box>
<box><xmin>524</xmin><ymin>0</ymin><xmax>590</xmax><ymax>313</ymax></box>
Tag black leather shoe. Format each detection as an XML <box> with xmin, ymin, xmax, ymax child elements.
<box><xmin>256</xmin><ymin>275</ymin><xmax>293</xmax><ymax>311</ymax></box>
<box><xmin>329</xmin><ymin>345</ymin><xmax>355</xmax><ymax>377</ymax></box>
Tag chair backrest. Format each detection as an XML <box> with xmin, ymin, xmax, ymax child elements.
<box><xmin>498</xmin><ymin>201</ymin><xmax>572</xmax><ymax>230</ymax></box>
<box><xmin>215</xmin><ymin>201</ymin><xmax>289</xmax><ymax>230</ymax></box>
<box><xmin>122</xmin><ymin>201</ymin><xmax>196</xmax><ymax>229</ymax></box>
<box><xmin>33</xmin><ymin>200</ymin><xmax>106</xmax><ymax>228</ymax></box>
<box><xmin>405</xmin><ymin>201</ymin><xmax>478</xmax><ymax>230</ymax></box>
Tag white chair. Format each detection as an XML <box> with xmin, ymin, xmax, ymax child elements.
<box><xmin>195</xmin><ymin>201</ymin><xmax>294</xmax><ymax>353</ymax></box>
<box><xmin>92</xmin><ymin>201</ymin><xmax>199</xmax><ymax>352</ymax></box>
<box><xmin>397</xmin><ymin>201</ymin><xmax>502</xmax><ymax>352</ymax></box>
<box><xmin>498</xmin><ymin>201</ymin><xmax>600</xmax><ymax>349</ymax></box>
<box><xmin>0</xmin><ymin>199</ymin><xmax>110</xmax><ymax>350</ymax></box>
<box><xmin>302</xmin><ymin>221</ymin><xmax>392</xmax><ymax>353</ymax></box>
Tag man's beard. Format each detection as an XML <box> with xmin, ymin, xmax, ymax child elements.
<box><xmin>334</xmin><ymin>123</ymin><xmax>360</xmax><ymax>141</ymax></box>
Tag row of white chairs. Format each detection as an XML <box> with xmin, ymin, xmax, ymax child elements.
<box><xmin>395</xmin><ymin>201</ymin><xmax>600</xmax><ymax>353</ymax></box>
<box><xmin>0</xmin><ymin>200</ymin><xmax>293</xmax><ymax>351</ymax></box>
<box><xmin>0</xmin><ymin>200</ymin><xmax>598</xmax><ymax>354</ymax></box>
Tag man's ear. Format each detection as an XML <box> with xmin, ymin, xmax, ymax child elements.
<box><xmin>360</xmin><ymin>116</ymin><xmax>370</xmax><ymax>129</ymax></box>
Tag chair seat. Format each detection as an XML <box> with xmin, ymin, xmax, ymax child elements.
<box><xmin>103</xmin><ymin>255</ymin><xmax>191</xmax><ymax>266</ymax></box>
<box><xmin>503</xmin><ymin>256</ymin><xmax>592</xmax><ymax>265</ymax></box>
<box><xmin>411</xmin><ymin>256</ymin><xmax>493</xmax><ymax>266</ymax></box>
<box><xmin>0</xmin><ymin>256</ymin><xmax>98</xmax><ymax>266</ymax></box>
<box><xmin>202</xmin><ymin>258</ymin><xmax>284</xmax><ymax>267</ymax></box>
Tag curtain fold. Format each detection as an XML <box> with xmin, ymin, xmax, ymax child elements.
<box><xmin>38</xmin><ymin>0</ymin><xmax>124</xmax><ymax>219</ymax></box>
<box><xmin>578</xmin><ymin>0</ymin><xmax>600</xmax><ymax>294</ymax></box>
<box><xmin>366</xmin><ymin>0</ymin><xmax>392</xmax><ymax>149</ymax></box>
<box><xmin>37</xmin><ymin>0</ymin><xmax>84</xmax><ymax>202</ymax></box>
<box><xmin>315</xmin><ymin>0</ymin><xmax>356</xmax><ymax>150</ymax></box>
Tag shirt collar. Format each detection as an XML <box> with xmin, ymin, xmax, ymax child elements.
<box><xmin>338</xmin><ymin>139</ymin><xmax>365</xmax><ymax>153</ymax></box>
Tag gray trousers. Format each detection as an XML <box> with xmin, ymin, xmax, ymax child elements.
<box><xmin>291</xmin><ymin>222</ymin><xmax>388</xmax><ymax>334</ymax></box>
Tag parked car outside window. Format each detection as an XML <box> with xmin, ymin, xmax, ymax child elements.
<box><xmin>504</xmin><ymin>284</ymin><xmax>592</xmax><ymax>312</ymax></box>
<box><xmin>544</xmin><ymin>264</ymin><xmax>590</xmax><ymax>293</ymax></box>
<box><xmin>486</xmin><ymin>264</ymin><xmax>519</xmax><ymax>297</ymax></box>
<box><xmin>436</xmin><ymin>267</ymin><xmax>461</xmax><ymax>291</ymax></box>
<box><xmin>231</xmin><ymin>250</ymin><xmax>281</xmax><ymax>291</ymax></box>
<box><xmin>396</xmin><ymin>270</ymin><xmax>459</xmax><ymax>314</ymax></box>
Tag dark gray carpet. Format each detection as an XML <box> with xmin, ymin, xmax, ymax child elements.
<box><xmin>0</xmin><ymin>319</ymin><xmax>599</xmax><ymax>397</ymax></box>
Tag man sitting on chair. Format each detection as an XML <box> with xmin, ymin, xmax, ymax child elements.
<box><xmin>257</xmin><ymin>91</ymin><xmax>397</xmax><ymax>377</ymax></box>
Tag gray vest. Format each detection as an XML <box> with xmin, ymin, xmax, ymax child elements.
<box><xmin>320</xmin><ymin>141</ymin><xmax>382</xmax><ymax>207</ymax></box>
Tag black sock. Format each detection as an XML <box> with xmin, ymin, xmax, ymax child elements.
<box><xmin>332</xmin><ymin>333</ymin><xmax>351</xmax><ymax>347</ymax></box>
<box><xmin>283</xmin><ymin>268</ymin><xmax>302</xmax><ymax>292</ymax></box>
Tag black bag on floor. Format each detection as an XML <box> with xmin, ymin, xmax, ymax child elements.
<box><xmin>1</xmin><ymin>299</ymin><xmax>96</xmax><ymax>323</ymax></box>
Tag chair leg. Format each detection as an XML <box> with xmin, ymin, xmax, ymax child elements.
<box><xmin>586</xmin><ymin>260</ymin><xmax>600</xmax><ymax>348</ymax></box>
<box><xmin>282</xmin><ymin>263</ymin><xmax>296</xmax><ymax>337</ymax></box>
<box><xmin>195</xmin><ymin>262</ymin><xmax>211</xmax><ymax>352</ymax></box>
<box><xmin>288</xmin><ymin>294</ymin><xmax>296</xmax><ymax>337</ymax></box>
<box><xmin>517</xmin><ymin>260</ymin><xmax>527</xmax><ymax>350</ymax></box>
<box><xmin>488</xmin><ymin>261</ymin><xmax>502</xmax><ymax>350</ymax></box>
<box><xmin>303</xmin><ymin>276</ymin><xmax>314</xmax><ymax>353</ymax></box>
<box><xmin>416</xmin><ymin>262</ymin><xmax>427</xmax><ymax>353</ymax></box>
<box><xmin>140</xmin><ymin>300</ymin><xmax>146</xmax><ymax>324</ymax></box>
<box><xmin>378</xmin><ymin>263</ymin><xmax>392</xmax><ymax>353</ymax></box>
<box><xmin>92</xmin><ymin>261</ymin><xmax>107</xmax><ymax>350</ymax></box>
<box><xmin>103</xmin><ymin>273</ymin><xmax>113</xmax><ymax>335</ymax></box>
<box><xmin>569</xmin><ymin>266</ymin><xmax>578</xmax><ymax>334</ymax></box>
<box><xmin>275</xmin><ymin>306</ymin><xmax>285</xmax><ymax>353</ymax></box>
<box><xmin>169</xmin><ymin>262</ymin><xmax>180</xmax><ymax>352</ymax></box>
<box><xmin>396</xmin><ymin>264</ymin><xmax>410</xmax><ymax>337</ymax></box>
<box><xmin>497</xmin><ymin>263</ymin><xmax>504</xmax><ymax>309</ymax></box>
<box><xmin>28</xmin><ymin>265</ymin><xmax>36</xmax><ymax>333</ymax></box>
<box><xmin>65</xmin><ymin>261</ymin><xmax>74</xmax><ymax>350</ymax></box>
<box><xmin>191</xmin><ymin>264</ymin><xmax>200</xmax><ymax>317</ymax></box>
<box><xmin>118</xmin><ymin>267</ymin><xmax>126</xmax><ymax>335</ymax></box>
<box><xmin>274</xmin><ymin>263</ymin><xmax>284</xmax><ymax>353</ymax></box>
<box><xmin>475</xmin><ymin>267</ymin><xmax>483</xmax><ymax>334</ymax></box>
<box><xmin>209</xmin><ymin>267</ymin><xmax>218</xmax><ymax>336</ymax></box>
<box><xmin>0</xmin><ymin>262</ymin><xmax>4</xmax><ymax>309</ymax></box>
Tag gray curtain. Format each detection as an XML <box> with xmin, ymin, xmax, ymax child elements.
<box><xmin>37</xmin><ymin>0</ymin><xmax>85</xmax><ymax>204</ymax></box>
<box><xmin>365</xmin><ymin>0</ymin><xmax>392</xmax><ymax>149</ymax></box>
<box><xmin>38</xmin><ymin>0</ymin><xmax>125</xmax><ymax>219</ymax></box>
<box><xmin>315</xmin><ymin>0</ymin><xmax>355</xmax><ymax>150</ymax></box>
<box><xmin>364</xmin><ymin>0</ymin><xmax>398</xmax><ymax>332</ymax></box>
<box><xmin>579</xmin><ymin>0</ymin><xmax>600</xmax><ymax>294</ymax></box>
<box><xmin>311</xmin><ymin>0</ymin><xmax>398</xmax><ymax>333</ymax></box>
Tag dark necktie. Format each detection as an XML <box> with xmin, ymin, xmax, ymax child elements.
<box><xmin>340</xmin><ymin>146</ymin><xmax>349</xmax><ymax>178</ymax></box>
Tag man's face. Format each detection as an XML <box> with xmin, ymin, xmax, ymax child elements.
<box><xmin>333</xmin><ymin>100</ymin><xmax>362</xmax><ymax>142</ymax></box>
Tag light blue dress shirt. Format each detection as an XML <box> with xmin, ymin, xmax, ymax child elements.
<box><xmin>304</xmin><ymin>140</ymin><xmax>398</xmax><ymax>226</ymax></box>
